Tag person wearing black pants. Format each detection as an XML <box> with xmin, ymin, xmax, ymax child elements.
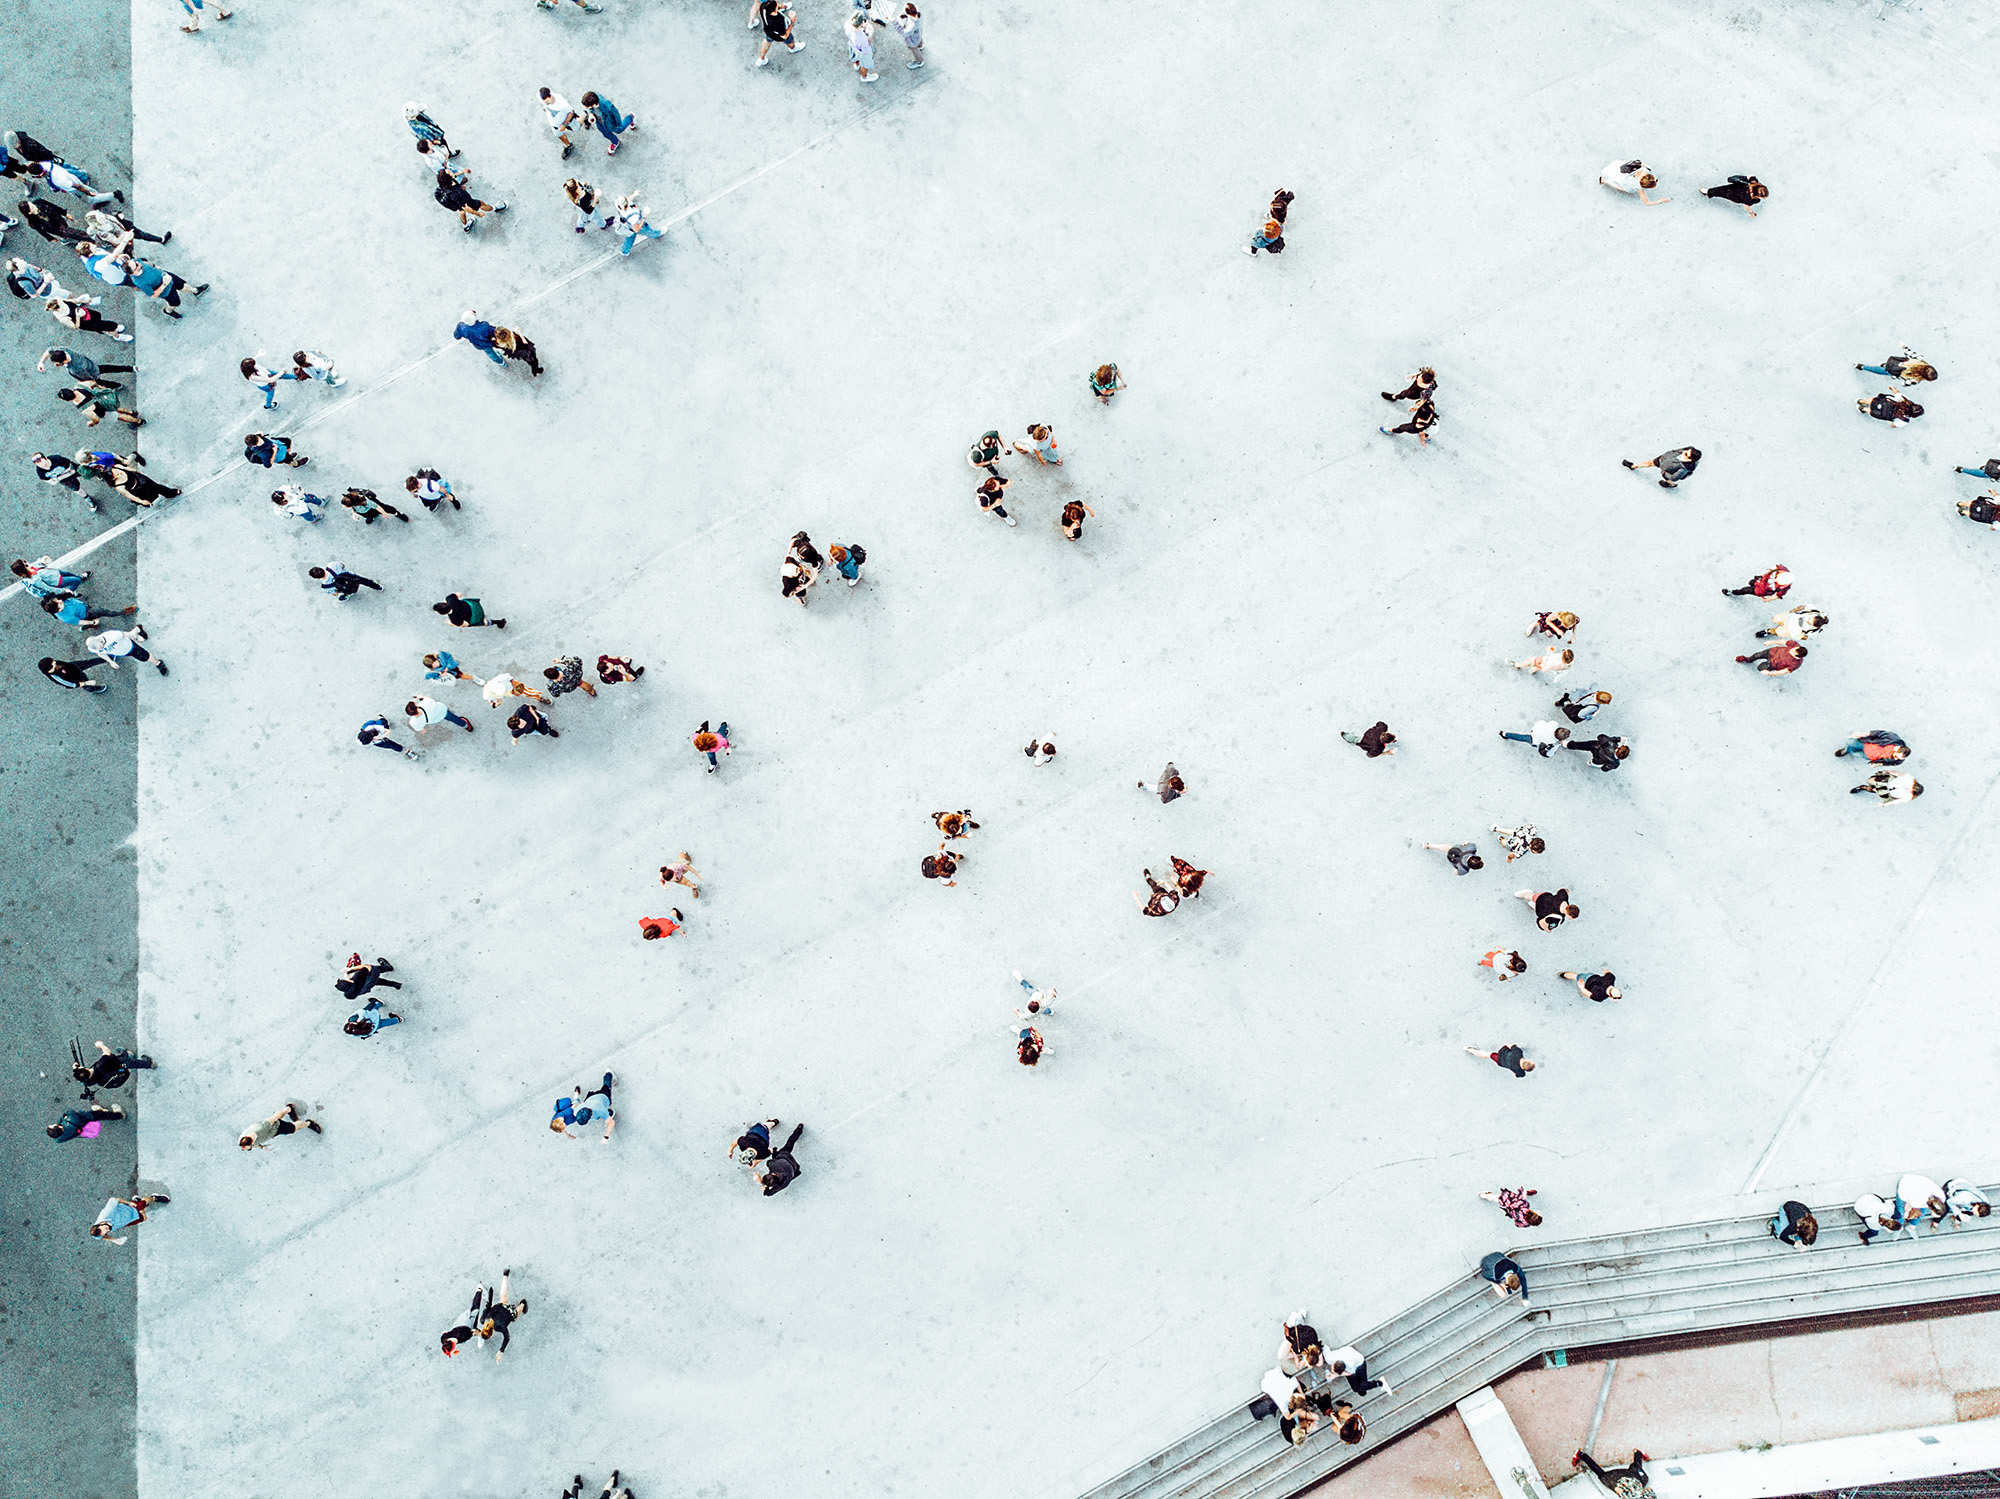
<box><xmin>1380</xmin><ymin>367</ymin><xmax>1435</xmax><ymax>404</ymax></box>
<box><xmin>1573</xmin><ymin>1449</ymin><xmax>1650</xmax><ymax>1490</ymax></box>
<box><xmin>72</xmin><ymin>1039</ymin><xmax>154</xmax><ymax>1094</ymax></box>
<box><xmin>335</xmin><ymin>955</ymin><xmax>399</xmax><ymax>999</ymax></box>
<box><xmin>755</xmin><ymin>1122</ymin><xmax>806</xmax><ymax>1195</ymax></box>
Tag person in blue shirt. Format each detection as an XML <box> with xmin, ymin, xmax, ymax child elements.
<box><xmin>579</xmin><ymin>91</ymin><xmax>637</xmax><ymax>154</ymax></box>
<box><xmin>454</xmin><ymin>311</ymin><xmax>505</xmax><ymax>365</ymax></box>
<box><xmin>10</xmin><ymin>556</ymin><xmax>87</xmax><ymax>597</ymax></box>
<box><xmin>244</xmin><ymin>432</ymin><xmax>308</xmax><ymax>468</ymax></box>
<box><xmin>342</xmin><ymin>997</ymin><xmax>401</xmax><ymax>1038</ymax></box>
<box><xmin>403</xmin><ymin>105</ymin><xmax>455</xmax><ymax>158</ymax></box>
<box><xmin>42</xmin><ymin>593</ymin><xmax>135</xmax><ymax>629</ymax></box>
<box><xmin>47</xmin><ymin>1103</ymin><xmax>125</xmax><ymax>1141</ymax></box>
<box><xmin>122</xmin><ymin>255</ymin><xmax>206</xmax><ymax>319</ymax></box>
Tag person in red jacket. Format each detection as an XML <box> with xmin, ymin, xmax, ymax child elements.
<box><xmin>1837</xmin><ymin>731</ymin><xmax>1909</xmax><ymax>765</ymax></box>
<box><xmin>1723</xmin><ymin>564</ymin><xmax>1791</xmax><ymax>599</ymax></box>
<box><xmin>1737</xmin><ymin>643</ymin><xmax>1806</xmax><ymax>675</ymax></box>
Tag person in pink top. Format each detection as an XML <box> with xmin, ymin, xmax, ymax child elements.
<box><xmin>692</xmin><ymin>719</ymin><xmax>731</xmax><ymax>772</ymax></box>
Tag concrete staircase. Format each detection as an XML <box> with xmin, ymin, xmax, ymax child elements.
<box><xmin>1077</xmin><ymin>1191</ymin><xmax>2000</xmax><ymax>1499</ymax></box>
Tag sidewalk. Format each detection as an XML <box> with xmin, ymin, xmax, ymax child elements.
<box><xmin>1313</xmin><ymin>1310</ymin><xmax>2000</xmax><ymax>1499</ymax></box>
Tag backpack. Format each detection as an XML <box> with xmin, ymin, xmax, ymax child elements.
<box><xmin>1970</xmin><ymin>497</ymin><xmax>1999</xmax><ymax>525</ymax></box>
<box><xmin>1247</xmin><ymin>1394</ymin><xmax>1279</xmax><ymax>1420</ymax></box>
<box><xmin>847</xmin><ymin>543</ymin><xmax>866</xmax><ymax>565</ymax></box>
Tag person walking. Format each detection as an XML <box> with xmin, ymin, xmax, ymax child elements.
<box><xmin>509</xmin><ymin>703</ymin><xmax>559</xmax><ymax>742</ymax></box>
<box><xmin>35</xmin><ymin>156</ymin><xmax>120</xmax><ymax>208</ymax></box>
<box><xmin>8</xmin><ymin>254</ymin><xmax>68</xmax><ymax>300</ymax></box>
<box><xmin>1132</xmin><ymin>867</ymin><xmax>1179</xmax><ymax>917</ymax></box>
<box><xmin>434</xmin><ymin>167</ymin><xmax>507</xmax><ymax>230</ymax></box>
<box><xmin>289</xmin><ymin>349</ymin><xmax>344</xmax><ymax>386</ymax></box>
<box><xmin>453</xmin><ymin>311</ymin><xmax>507</xmax><ymax>366</ymax></box>
<box><xmin>13</xmin><ymin>555</ymin><xmax>88</xmax><ymax>597</ymax></box>
<box><xmin>121</xmin><ymin>254</ymin><xmax>206</xmax><ymax>319</ymax></box>
<box><xmin>1479</xmin><ymin>948</ymin><xmax>1527</xmax><ymax>981</ymax></box>
<box><xmin>1895</xmin><ymin>1174</ymin><xmax>1950</xmax><ymax>1231</ymax></box>
<box><xmin>580</xmin><ymin>91</ymin><xmax>637</xmax><ymax>154</ymax></box>
<box><xmin>238</xmin><ymin>1102</ymin><xmax>322</xmax><ymax>1150</ymax></box>
<box><xmin>1526</xmin><ymin>610</ymin><xmax>1579</xmax><ymax>642</ymax></box>
<box><xmin>542</xmin><ymin>654</ymin><xmax>598</xmax><ymax>700</ymax></box>
<box><xmin>43</xmin><ymin>591</ymin><xmax>136</xmax><ymax>627</ymax></box>
<box><xmin>1342</xmin><ymin>721</ymin><xmax>1397</xmax><ymax>757</ymax></box>
<box><xmin>752</xmin><ymin>0</ymin><xmax>804</xmax><ymax>66</ymax></box>
<box><xmin>107</xmin><ymin>455</ymin><xmax>178</xmax><ymax>509</ymax></box>
<box><xmin>54</xmin><ymin>384</ymin><xmax>143</xmax><ymax>428</ymax></box>
<box><xmin>1571</xmin><ymin>1450</ymin><xmax>1654</xmax><ymax>1495</ymax></box>
<box><xmin>1560</xmin><ymin>968</ymin><xmax>1620</xmax><ymax>1002</ymax></box>
<box><xmin>1954</xmin><ymin>492</ymin><xmax>2000</xmax><ymax>530</ymax></box>
<box><xmin>1858</xmin><ymin>391</ymin><xmax>1922</xmax><ymax>425</ymax></box>
<box><xmin>1836</xmin><ymin>730</ymin><xmax>1910</xmax><ymax>765</ymax></box>
<box><xmin>1555</xmin><ymin>687</ymin><xmax>1612</xmax><ymax>724</ymax></box>
<box><xmin>342</xmin><ymin>996</ymin><xmax>401</xmax><ymax>1038</ymax></box>
<box><xmin>339</xmin><ymin>487</ymin><xmax>410</xmax><ymax>524</ymax></box>
<box><xmin>1770</xmin><ymin>1200</ymin><xmax>1817</xmax><ymax>1250</ymax></box>
<box><xmin>560</xmin><ymin>1476</ymin><xmax>631</xmax><ymax>1499</ymax></box>
<box><xmin>1013</xmin><ymin>970</ymin><xmax>1056</xmax><ymax>1018</ymax></box>
<box><xmin>1479</xmin><ymin>1251</ymin><xmax>1529</xmax><ymax>1301</ymax></box>
<box><xmin>728</xmin><ymin>1117</ymin><xmax>782</xmax><ymax>1167</ymax></box>
<box><xmin>1516</xmin><ymin>888</ymin><xmax>1578</xmax><ymax>932</ymax></box>
<box><xmin>1322</xmin><ymin>1343</ymin><xmax>1391</xmax><ymax>1399</ymax></box>
<box><xmin>90</xmin><ymin>1193</ymin><xmax>168</xmax><ymax>1243</ymax></box>
<box><xmin>335</xmin><ymin>954</ymin><xmax>400</xmax><ymax>999</ymax></box>
<box><xmin>1170</xmin><ymin>856</ymin><xmax>1209</xmax><ymax>900</ymax></box>
<box><xmin>493</xmin><ymin>325</ymin><xmax>542</xmax><ymax>376</ymax></box>
<box><xmin>1380</xmin><ymin>366</ymin><xmax>1436</xmax><ymax>404</ymax></box>
<box><xmin>39</xmin><ymin>346</ymin><xmax>129</xmax><ymax>380</ymax></box>
<box><xmin>553</xmin><ymin>1073</ymin><xmax>617</xmax><ymax>1141</ymax></box>
<box><xmin>1379</xmin><ymin>396</ymin><xmax>1437</xmax><ymax>444</ymax></box>
<box><xmin>1014</xmin><ymin>1021</ymin><xmax>1047</xmax><ymax>1067</ymax></box>
<box><xmin>1243</xmin><ymin>214</ymin><xmax>1285</xmax><ymax>256</ymax></box>
<box><xmin>780</xmin><ymin>555</ymin><xmax>816</xmax><ymax>606</ymax></box>
<box><xmin>1736</xmin><ymin>643</ymin><xmax>1807</xmax><ymax>676</ymax></box>
<box><xmin>404</xmin><ymin>105</ymin><xmax>456</xmax><ymax>159</ymax></box>
<box><xmin>239</xmin><ymin>355</ymin><xmax>297</xmax><ymax>409</ymax></box>
<box><xmin>406</xmin><ymin>695</ymin><xmax>475</xmax><ymax>735</ymax></box>
<box><xmin>1856</xmin><ymin>345</ymin><xmax>1937</xmax><ymax>385</ymax></box>
<box><xmin>1598</xmin><ymin>159</ymin><xmax>1667</xmax><ymax>204</ymax></box>
<box><xmin>565</xmin><ymin>177</ymin><xmax>614</xmax><ymax>233</ymax></box>
<box><xmin>1059</xmin><ymin>499</ymin><xmax>1095</xmax><ymax>540</ymax></box>
<box><xmin>976</xmin><ymin>474</ymin><xmax>1015</xmax><ymax>526</ymax></box>
<box><xmin>1422</xmin><ymin>841</ymin><xmax>1483</xmax><ymax>874</ymax></box>
<box><xmin>243</xmin><ymin>432</ymin><xmax>308</xmax><ymax>468</ymax></box>
<box><xmin>482</xmin><ymin>673</ymin><xmax>550</xmax><ymax>710</ymax></box>
<box><xmin>1566</xmin><ymin>733</ymin><xmax>1630</xmax><ymax>772</ymax></box>
<box><xmin>843</xmin><ymin>8</ymin><xmax>884</xmax><ymax>80</ymax></box>
<box><xmin>753</xmin><ymin>1122</ymin><xmax>806</xmax><ymax>1194</ymax></box>
<box><xmin>1507</xmin><ymin>645</ymin><xmax>1574</xmax><ymax>678</ymax></box>
<box><xmin>1623</xmin><ymin>446</ymin><xmax>1701</xmax><ymax>488</ymax></box>
<box><xmin>692</xmin><ymin>720</ymin><xmax>731</xmax><ymax>772</ymax></box>
<box><xmin>432</xmin><ymin>593</ymin><xmax>505</xmax><ymax>628</ymax></box>
<box><xmin>70</xmin><ymin>1038</ymin><xmax>153</xmax><ymax>1095</ymax></box>
<box><xmin>893</xmin><ymin>2</ymin><xmax>923</xmax><ymax>66</ymax></box>
<box><xmin>612</xmin><ymin>194</ymin><xmax>664</xmax><ymax>255</ymax></box>
<box><xmin>1954</xmin><ymin>459</ymin><xmax>2000</xmax><ymax>481</ymax></box>
<box><xmin>1943</xmin><ymin>1180</ymin><xmax>1992</xmax><ymax>1226</ymax></box>
<box><xmin>39</xmin><ymin>656</ymin><xmax>108</xmax><ymax>693</ymax></box>
<box><xmin>310</xmin><ymin>564</ymin><xmax>382</xmax><ymax>601</ymax></box>
<box><xmin>1854</xmin><ymin>1192</ymin><xmax>1904</xmax><ymax>1244</ymax></box>
<box><xmin>270</xmin><ymin>486</ymin><xmax>325</xmax><ymax>523</ymax></box>
<box><xmin>357</xmin><ymin>715</ymin><xmax>420</xmax><ymax>759</ymax></box>
<box><xmin>967</xmin><ymin>429</ymin><xmax>1009</xmax><ymax>476</ymax></box>
<box><xmin>33</xmin><ymin>450</ymin><xmax>98</xmax><ymax>512</ymax></box>
<box><xmin>406</xmin><ymin>468</ymin><xmax>458</xmax><ymax>511</ymax></box>
<box><xmin>1089</xmin><ymin>363</ymin><xmax>1126</xmax><ymax>404</ymax></box>
<box><xmin>1141</xmin><ymin>763</ymin><xmax>1185</xmax><ymax>803</ymax></box>
<box><xmin>829</xmin><ymin>543</ymin><xmax>866</xmax><ymax>585</ymax></box>
<box><xmin>1006</xmin><ymin>424</ymin><xmax>1062</xmax><ymax>468</ymax></box>
<box><xmin>1023</xmin><ymin>736</ymin><xmax>1057</xmax><ymax>765</ymax></box>
<box><xmin>538</xmin><ymin>87</ymin><xmax>579</xmax><ymax>159</ymax></box>
<box><xmin>1467</xmin><ymin>1043</ymin><xmax>1536</xmax><ymax>1077</ymax></box>
<box><xmin>1756</xmin><ymin>606</ymin><xmax>1829</xmax><ymax>642</ymax></box>
<box><xmin>660</xmin><ymin>852</ymin><xmax>702</xmax><ymax>898</ymax></box>
<box><xmin>1701</xmin><ymin>174</ymin><xmax>1768</xmax><ymax>214</ymax></box>
<box><xmin>1480</xmin><ymin>1186</ymin><xmax>1542</xmax><ymax>1228</ymax></box>
<box><xmin>472</xmin><ymin>1272</ymin><xmax>529</xmax><ymax>1360</ymax></box>
<box><xmin>45</xmin><ymin>291</ymin><xmax>132</xmax><ymax>342</ymax></box>
<box><xmin>919</xmin><ymin>851</ymin><xmax>961</xmax><ymax>887</ymax></box>
<box><xmin>86</xmin><ymin>625</ymin><xmax>167</xmax><ymax>677</ymax></box>
<box><xmin>47</xmin><ymin>1102</ymin><xmax>126</xmax><ymax>1141</ymax></box>
<box><xmin>637</xmin><ymin>904</ymin><xmax>686</xmax><ymax>940</ymax></box>
<box><xmin>597</xmin><ymin>654</ymin><xmax>643</xmax><ymax>683</ymax></box>
<box><xmin>18</xmin><ymin>195</ymin><xmax>89</xmax><ymax>245</ymax></box>
<box><xmin>1851</xmin><ymin>771</ymin><xmax>1922</xmax><ymax>804</ymax></box>
<box><xmin>933</xmin><ymin>809</ymin><xmax>979</xmax><ymax>843</ymax></box>
<box><xmin>1500</xmin><ymin>720</ymin><xmax>1569</xmax><ymax>757</ymax></box>
<box><xmin>1724</xmin><ymin>563</ymin><xmax>1790</xmax><ymax>599</ymax></box>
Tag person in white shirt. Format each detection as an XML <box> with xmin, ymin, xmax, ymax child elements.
<box><xmin>1598</xmin><ymin>160</ymin><xmax>1668</xmax><ymax>205</ymax></box>
<box><xmin>1323</xmin><ymin>1344</ymin><xmax>1392</xmax><ymax>1398</ymax></box>
<box><xmin>482</xmin><ymin>674</ymin><xmax>548</xmax><ymax>709</ymax></box>
<box><xmin>404</xmin><ymin>467</ymin><xmax>458</xmax><ymax>512</ymax></box>
<box><xmin>1260</xmin><ymin>1366</ymin><xmax>1299</xmax><ymax>1411</ymax></box>
<box><xmin>1499</xmin><ymin>721</ymin><xmax>1570</xmax><ymax>758</ymax></box>
<box><xmin>406</xmin><ymin>695</ymin><xmax>474</xmax><ymax>734</ymax></box>
<box><xmin>1853</xmin><ymin>1192</ymin><xmax>1904</xmax><ymax>1244</ymax></box>
<box><xmin>1942</xmin><ymin>1180</ymin><xmax>1992</xmax><ymax>1226</ymax></box>
<box><xmin>537</xmin><ymin>88</ymin><xmax>578</xmax><ymax>157</ymax></box>
<box><xmin>1022</xmin><ymin>736</ymin><xmax>1057</xmax><ymax>766</ymax></box>
<box><xmin>1895</xmin><ymin>1173</ymin><xmax>1949</xmax><ymax>1230</ymax></box>
<box><xmin>269</xmin><ymin>485</ymin><xmax>324</xmax><ymax>522</ymax></box>
<box><xmin>1507</xmin><ymin>645</ymin><xmax>1574</xmax><ymax>678</ymax></box>
<box><xmin>613</xmin><ymin>194</ymin><xmax>664</xmax><ymax>256</ymax></box>
<box><xmin>1757</xmin><ymin>606</ymin><xmax>1829</xmax><ymax>642</ymax></box>
<box><xmin>290</xmin><ymin>348</ymin><xmax>345</xmax><ymax>386</ymax></box>
<box><xmin>1012</xmin><ymin>971</ymin><xmax>1054</xmax><ymax>1019</ymax></box>
<box><xmin>86</xmin><ymin>625</ymin><xmax>165</xmax><ymax>675</ymax></box>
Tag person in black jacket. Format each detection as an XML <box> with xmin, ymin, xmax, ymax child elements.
<box><xmin>1342</xmin><ymin>721</ymin><xmax>1397</xmax><ymax>758</ymax></box>
<box><xmin>1379</xmin><ymin>397</ymin><xmax>1437</xmax><ymax>445</ymax></box>
<box><xmin>1701</xmin><ymin>173</ymin><xmax>1767</xmax><ymax>214</ymax></box>
<box><xmin>39</xmin><ymin>656</ymin><xmax>108</xmax><ymax>692</ymax></box>
<box><xmin>72</xmin><ymin>1039</ymin><xmax>154</xmax><ymax>1095</ymax></box>
<box><xmin>1769</xmin><ymin>1200</ymin><xmax>1817</xmax><ymax>1250</ymax></box>
<box><xmin>1566</xmin><ymin>733</ymin><xmax>1629</xmax><ymax>772</ymax></box>
<box><xmin>18</xmin><ymin>196</ymin><xmax>87</xmax><ymax>244</ymax></box>
<box><xmin>335</xmin><ymin>954</ymin><xmax>400</xmax><ymax>999</ymax></box>
<box><xmin>1859</xmin><ymin>392</ymin><xmax>1922</xmax><ymax>425</ymax></box>
<box><xmin>475</xmin><ymin>1271</ymin><xmax>528</xmax><ymax>1360</ymax></box>
<box><xmin>1380</xmin><ymin>366</ymin><xmax>1436</xmax><ymax>404</ymax></box>
<box><xmin>434</xmin><ymin>167</ymin><xmax>505</xmax><ymax>230</ymax></box>
<box><xmin>754</xmin><ymin>1122</ymin><xmax>806</xmax><ymax>1195</ymax></box>
<box><xmin>1480</xmin><ymin>1251</ymin><xmax>1529</xmax><ymax>1301</ymax></box>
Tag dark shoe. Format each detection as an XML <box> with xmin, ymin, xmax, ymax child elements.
<box><xmin>1835</xmin><ymin>748</ymin><xmax>1848</xmax><ymax>756</ymax></box>
<box><xmin>495</xmin><ymin>619</ymin><xmax>507</xmax><ymax>629</ymax></box>
<box><xmin>306</xmin><ymin>1119</ymin><xmax>323</xmax><ymax>1133</ymax></box>
<box><xmin>192</xmin><ymin>283</ymin><xmax>208</xmax><ymax>295</ymax></box>
<box><xmin>1380</xmin><ymin>392</ymin><xmax>1396</xmax><ymax>401</ymax></box>
<box><xmin>1659</xmin><ymin>480</ymin><xmax>1674</xmax><ymax>488</ymax></box>
<box><xmin>161</xmin><ymin>231</ymin><xmax>172</xmax><ymax>243</ymax></box>
<box><xmin>136</xmin><ymin>1055</ymin><xmax>153</xmax><ymax>1067</ymax></box>
<box><xmin>632</xmin><ymin>665</ymin><xmax>644</xmax><ymax>676</ymax></box>
<box><xmin>1621</xmin><ymin>460</ymin><xmax>1635</xmax><ymax>469</ymax></box>
<box><xmin>155</xmin><ymin>662</ymin><xmax>168</xmax><ymax>676</ymax></box>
